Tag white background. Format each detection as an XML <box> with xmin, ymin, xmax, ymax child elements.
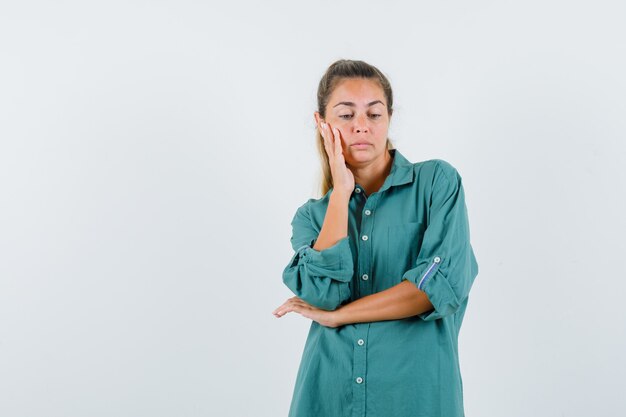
<box><xmin>1</xmin><ymin>1</ymin><xmax>625</xmax><ymax>416</ymax></box>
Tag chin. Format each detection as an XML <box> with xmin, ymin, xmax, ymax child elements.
<box><xmin>346</xmin><ymin>148</ymin><xmax>378</xmax><ymax>164</ymax></box>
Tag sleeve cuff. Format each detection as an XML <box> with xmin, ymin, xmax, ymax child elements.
<box><xmin>295</xmin><ymin>235</ymin><xmax>353</xmax><ymax>282</ymax></box>
<box><xmin>403</xmin><ymin>267</ymin><xmax>460</xmax><ymax>321</ymax></box>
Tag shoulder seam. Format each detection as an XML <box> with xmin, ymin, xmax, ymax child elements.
<box><xmin>434</xmin><ymin>159</ymin><xmax>461</xmax><ymax>186</ymax></box>
<box><xmin>435</xmin><ymin>160</ymin><xmax>453</xmax><ymax>186</ymax></box>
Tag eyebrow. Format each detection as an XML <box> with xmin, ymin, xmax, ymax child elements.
<box><xmin>333</xmin><ymin>100</ymin><xmax>385</xmax><ymax>108</ymax></box>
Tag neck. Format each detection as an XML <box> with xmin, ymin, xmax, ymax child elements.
<box><xmin>349</xmin><ymin>150</ymin><xmax>393</xmax><ymax>196</ymax></box>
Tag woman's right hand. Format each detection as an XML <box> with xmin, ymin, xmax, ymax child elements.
<box><xmin>319</xmin><ymin>121</ymin><xmax>355</xmax><ymax>197</ymax></box>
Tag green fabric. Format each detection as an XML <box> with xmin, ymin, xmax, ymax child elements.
<box><xmin>282</xmin><ymin>148</ymin><xmax>479</xmax><ymax>417</ymax></box>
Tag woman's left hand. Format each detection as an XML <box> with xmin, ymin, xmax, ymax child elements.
<box><xmin>273</xmin><ymin>296</ymin><xmax>342</xmax><ymax>328</ymax></box>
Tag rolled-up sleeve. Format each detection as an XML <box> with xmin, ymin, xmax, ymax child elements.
<box><xmin>401</xmin><ymin>160</ymin><xmax>479</xmax><ymax>321</ymax></box>
<box><xmin>282</xmin><ymin>203</ymin><xmax>353</xmax><ymax>311</ymax></box>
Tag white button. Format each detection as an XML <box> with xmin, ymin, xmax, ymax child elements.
<box><xmin>434</xmin><ymin>256</ymin><xmax>441</xmax><ymax>263</ymax></box>
<box><xmin>364</xmin><ymin>209</ymin><xmax>371</xmax><ymax>216</ymax></box>
<box><xmin>355</xmin><ymin>377</ymin><xmax>363</xmax><ymax>384</ymax></box>
<box><xmin>362</xmin><ymin>274</ymin><xmax>368</xmax><ymax>281</ymax></box>
<box><xmin>355</xmin><ymin>188</ymin><xmax>361</xmax><ymax>193</ymax></box>
<box><xmin>357</xmin><ymin>339</ymin><xmax>364</xmax><ymax>346</ymax></box>
<box><xmin>362</xmin><ymin>235</ymin><xmax>368</xmax><ymax>241</ymax></box>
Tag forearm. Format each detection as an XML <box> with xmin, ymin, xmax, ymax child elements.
<box><xmin>334</xmin><ymin>280</ymin><xmax>434</xmax><ymax>326</ymax></box>
<box><xmin>313</xmin><ymin>190</ymin><xmax>350</xmax><ymax>251</ymax></box>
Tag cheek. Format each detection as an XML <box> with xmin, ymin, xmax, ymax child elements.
<box><xmin>330</xmin><ymin>118</ymin><xmax>348</xmax><ymax>128</ymax></box>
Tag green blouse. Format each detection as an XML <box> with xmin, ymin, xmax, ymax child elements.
<box><xmin>282</xmin><ymin>148</ymin><xmax>479</xmax><ymax>417</ymax></box>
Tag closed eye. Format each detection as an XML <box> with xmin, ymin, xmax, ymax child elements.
<box><xmin>339</xmin><ymin>114</ymin><xmax>382</xmax><ymax>119</ymax></box>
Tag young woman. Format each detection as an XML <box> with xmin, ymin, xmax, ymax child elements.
<box><xmin>273</xmin><ymin>59</ymin><xmax>479</xmax><ymax>417</ymax></box>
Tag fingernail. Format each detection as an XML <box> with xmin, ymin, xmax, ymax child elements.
<box><xmin>321</xmin><ymin>122</ymin><xmax>326</xmax><ymax>129</ymax></box>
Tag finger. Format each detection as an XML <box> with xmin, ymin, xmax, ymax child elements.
<box><xmin>318</xmin><ymin>121</ymin><xmax>327</xmax><ymax>137</ymax></box>
<box><xmin>273</xmin><ymin>303</ymin><xmax>289</xmax><ymax>317</ymax></box>
<box><xmin>272</xmin><ymin>298</ymin><xmax>299</xmax><ymax>316</ymax></box>
<box><xmin>319</xmin><ymin>122</ymin><xmax>328</xmax><ymax>145</ymax></box>
<box><xmin>274</xmin><ymin>303</ymin><xmax>301</xmax><ymax>318</ymax></box>
<box><xmin>333</xmin><ymin>127</ymin><xmax>343</xmax><ymax>155</ymax></box>
<box><xmin>321</xmin><ymin>124</ymin><xmax>334</xmax><ymax>158</ymax></box>
<box><xmin>275</xmin><ymin>296</ymin><xmax>312</xmax><ymax>316</ymax></box>
<box><xmin>328</xmin><ymin>123</ymin><xmax>336</xmax><ymax>144</ymax></box>
<box><xmin>272</xmin><ymin>300</ymin><xmax>291</xmax><ymax>315</ymax></box>
<box><xmin>274</xmin><ymin>308</ymin><xmax>290</xmax><ymax>317</ymax></box>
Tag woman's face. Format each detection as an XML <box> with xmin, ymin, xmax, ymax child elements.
<box><xmin>316</xmin><ymin>77</ymin><xmax>390</xmax><ymax>166</ymax></box>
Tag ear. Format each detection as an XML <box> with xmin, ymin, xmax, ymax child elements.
<box><xmin>314</xmin><ymin>111</ymin><xmax>324</xmax><ymax>125</ymax></box>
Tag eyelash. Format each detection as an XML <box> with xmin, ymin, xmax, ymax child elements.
<box><xmin>339</xmin><ymin>114</ymin><xmax>382</xmax><ymax>120</ymax></box>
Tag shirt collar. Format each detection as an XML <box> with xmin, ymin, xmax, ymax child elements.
<box><xmin>366</xmin><ymin>148</ymin><xmax>415</xmax><ymax>195</ymax></box>
<box><xmin>323</xmin><ymin>148</ymin><xmax>415</xmax><ymax>199</ymax></box>
<box><xmin>382</xmin><ymin>148</ymin><xmax>415</xmax><ymax>189</ymax></box>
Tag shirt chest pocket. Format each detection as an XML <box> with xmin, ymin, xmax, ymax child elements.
<box><xmin>384</xmin><ymin>221</ymin><xmax>425</xmax><ymax>280</ymax></box>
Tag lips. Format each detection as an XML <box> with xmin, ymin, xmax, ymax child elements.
<box><xmin>352</xmin><ymin>142</ymin><xmax>371</xmax><ymax>146</ymax></box>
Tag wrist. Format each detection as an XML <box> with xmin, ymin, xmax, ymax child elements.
<box><xmin>330</xmin><ymin>189</ymin><xmax>351</xmax><ymax>203</ymax></box>
<box><xmin>332</xmin><ymin>306</ymin><xmax>347</xmax><ymax>327</ymax></box>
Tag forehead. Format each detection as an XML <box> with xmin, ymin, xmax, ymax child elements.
<box><xmin>329</xmin><ymin>78</ymin><xmax>386</xmax><ymax>106</ymax></box>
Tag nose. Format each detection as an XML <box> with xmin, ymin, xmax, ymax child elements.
<box><xmin>353</xmin><ymin>114</ymin><xmax>369</xmax><ymax>133</ymax></box>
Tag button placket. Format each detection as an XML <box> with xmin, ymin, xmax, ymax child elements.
<box><xmin>352</xmin><ymin>197</ymin><xmax>376</xmax><ymax>415</ymax></box>
<box><xmin>358</xmin><ymin>199</ymin><xmax>375</xmax><ymax>292</ymax></box>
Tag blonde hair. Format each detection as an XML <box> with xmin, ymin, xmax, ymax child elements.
<box><xmin>315</xmin><ymin>59</ymin><xmax>395</xmax><ymax>197</ymax></box>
